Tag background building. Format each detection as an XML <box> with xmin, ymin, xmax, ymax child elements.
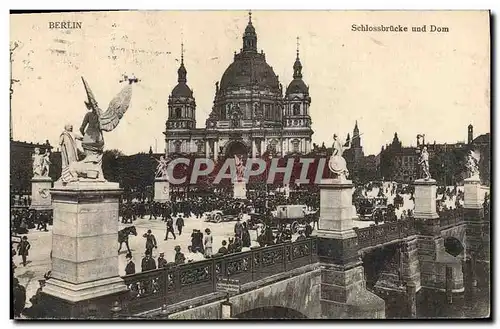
<box><xmin>377</xmin><ymin>125</ymin><xmax>487</xmax><ymax>185</ymax></box>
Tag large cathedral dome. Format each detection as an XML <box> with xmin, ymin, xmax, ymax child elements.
<box><xmin>218</xmin><ymin>14</ymin><xmax>280</xmax><ymax>93</ymax></box>
<box><xmin>220</xmin><ymin>51</ymin><xmax>280</xmax><ymax>91</ymax></box>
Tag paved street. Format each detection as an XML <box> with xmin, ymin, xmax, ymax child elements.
<box><xmin>16</xmin><ymin>213</ymin><xmax>367</xmax><ymax>306</ymax></box>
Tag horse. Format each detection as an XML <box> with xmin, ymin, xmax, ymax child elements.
<box><xmin>118</xmin><ymin>226</ymin><xmax>137</xmax><ymax>254</ymax></box>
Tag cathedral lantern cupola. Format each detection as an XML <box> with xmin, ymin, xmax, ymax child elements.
<box><xmin>243</xmin><ymin>11</ymin><xmax>257</xmax><ymax>52</ymax></box>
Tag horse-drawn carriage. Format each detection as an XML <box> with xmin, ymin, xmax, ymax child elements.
<box><xmin>249</xmin><ymin>205</ymin><xmax>318</xmax><ymax>234</ymax></box>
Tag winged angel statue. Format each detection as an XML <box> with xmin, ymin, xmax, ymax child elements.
<box><xmin>58</xmin><ymin>76</ymin><xmax>137</xmax><ymax>184</ymax></box>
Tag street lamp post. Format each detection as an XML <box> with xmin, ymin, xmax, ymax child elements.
<box><xmin>265</xmin><ymin>153</ymin><xmax>272</xmax><ymax>209</ymax></box>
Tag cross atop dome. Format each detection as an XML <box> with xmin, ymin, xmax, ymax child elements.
<box><xmin>249</xmin><ymin>10</ymin><xmax>252</xmax><ymax>23</ymax></box>
<box><xmin>293</xmin><ymin>36</ymin><xmax>303</xmax><ymax>79</ymax></box>
<box><xmin>181</xmin><ymin>41</ymin><xmax>184</xmax><ymax>64</ymax></box>
<box><xmin>177</xmin><ymin>37</ymin><xmax>187</xmax><ymax>84</ymax></box>
<box><xmin>296</xmin><ymin>36</ymin><xmax>300</xmax><ymax>58</ymax></box>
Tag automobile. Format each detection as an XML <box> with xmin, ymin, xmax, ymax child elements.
<box><xmin>356</xmin><ymin>197</ymin><xmax>388</xmax><ymax>221</ymax></box>
<box><xmin>204</xmin><ymin>201</ymin><xmax>248</xmax><ymax>223</ymax></box>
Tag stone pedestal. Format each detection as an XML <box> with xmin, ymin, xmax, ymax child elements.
<box><xmin>154</xmin><ymin>178</ymin><xmax>170</xmax><ymax>203</ymax></box>
<box><xmin>42</xmin><ymin>181</ymin><xmax>128</xmax><ymax>318</ymax></box>
<box><xmin>316</xmin><ymin>178</ymin><xmax>357</xmax><ymax>239</ymax></box>
<box><xmin>30</xmin><ymin>176</ymin><xmax>53</xmax><ymax>210</ymax></box>
<box><xmin>316</xmin><ymin>178</ymin><xmax>385</xmax><ymax>319</ymax></box>
<box><xmin>233</xmin><ymin>181</ymin><xmax>247</xmax><ymax>199</ymax></box>
<box><xmin>464</xmin><ymin>177</ymin><xmax>483</xmax><ymax>209</ymax></box>
<box><xmin>413</xmin><ymin>179</ymin><xmax>438</xmax><ymax>219</ymax></box>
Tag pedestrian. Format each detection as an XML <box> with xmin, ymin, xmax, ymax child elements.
<box><xmin>157</xmin><ymin>252</ymin><xmax>168</xmax><ymax>268</ymax></box>
<box><xmin>40</xmin><ymin>212</ymin><xmax>48</xmax><ymax>231</ymax></box>
<box><xmin>11</xmin><ymin>247</ymin><xmax>17</xmax><ymax>271</ymax></box>
<box><xmin>26</xmin><ymin>279</ymin><xmax>45</xmax><ymax>318</ymax></box>
<box><xmin>204</xmin><ymin>228</ymin><xmax>213</xmax><ymax>258</ymax></box>
<box><xmin>176</xmin><ymin>215</ymin><xmax>184</xmax><ymax>236</ymax></box>
<box><xmin>174</xmin><ymin>245</ymin><xmax>186</xmax><ymax>265</ymax></box>
<box><xmin>242</xmin><ymin>222</ymin><xmax>251</xmax><ymax>248</ymax></box>
<box><xmin>143</xmin><ymin>230</ymin><xmax>157</xmax><ymax>255</ymax></box>
<box><xmin>233</xmin><ymin>236</ymin><xmax>243</xmax><ymax>252</ymax></box>
<box><xmin>190</xmin><ymin>229</ymin><xmax>198</xmax><ymax>251</ymax></box>
<box><xmin>141</xmin><ymin>250</ymin><xmax>156</xmax><ymax>272</ymax></box>
<box><xmin>304</xmin><ymin>222</ymin><xmax>313</xmax><ymax>238</ymax></box>
<box><xmin>164</xmin><ymin>217</ymin><xmax>177</xmax><ymax>240</ymax></box>
<box><xmin>295</xmin><ymin>229</ymin><xmax>307</xmax><ymax>242</ymax></box>
<box><xmin>227</xmin><ymin>238</ymin><xmax>236</xmax><ymax>254</ymax></box>
<box><xmin>125</xmin><ymin>253</ymin><xmax>136</xmax><ymax>275</ymax></box>
<box><xmin>17</xmin><ymin>236</ymin><xmax>31</xmax><ymax>267</ymax></box>
<box><xmin>218</xmin><ymin>240</ymin><xmax>229</xmax><ymax>255</ymax></box>
<box><xmin>12</xmin><ymin>278</ymin><xmax>26</xmax><ymax>318</ymax></box>
<box><xmin>196</xmin><ymin>229</ymin><xmax>204</xmax><ymax>253</ymax></box>
<box><xmin>234</xmin><ymin>217</ymin><xmax>243</xmax><ymax>239</ymax></box>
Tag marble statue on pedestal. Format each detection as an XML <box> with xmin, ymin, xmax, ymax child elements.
<box><xmin>32</xmin><ymin>148</ymin><xmax>43</xmax><ymax>176</ymax></box>
<box><xmin>234</xmin><ymin>154</ymin><xmax>245</xmax><ymax>182</ymax></box>
<box><xmin>465</xmin><ymin>150</ymin><xmax>480</xmax><ymax>179</ymax></box>
<box><xmin>418</xmin><ymin>146</ymin><xmax>431</xmax><ymax>180</ymax></box>
<box><xmin>155</xmin><ymin>155</ymin><xmax>170</xmax><ymax>179</ymax></box>
<box><xmin>32</xmin><ymin>148</ymin><xmax>51</xmax><ymax>177</ymax></box>
<box><xmin>328</xmin><ymin>133</ymin><xmax>351</xmax><ymax>180</ymax></box>
<box><xmin>58</xmin><ymin>76</ymin><xmax>137</xmax><ymax>184</ymax></box>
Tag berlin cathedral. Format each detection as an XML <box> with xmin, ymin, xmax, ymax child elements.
<box><xmin>164</xmin><ymin>13</ymin><xmax>314</xmax><ymax>160</ymax></box>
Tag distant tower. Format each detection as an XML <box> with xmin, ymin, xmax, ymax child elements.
<box><xmin>351</xmin><ymin>120</ymin><xmax>364</xmax><ymax>162</ymax></box>
<box><xmin>283</xmin><ymin>37</ymin><xmax>312</xmax><ymax>129</ymax></box>
<box><xmin>165</xmin><ymin>41</ymin><xmax>196</xmax><ymax>154</ymax></box>
<box><xmin>468</xmin><ymin>124</ymin><xmax>474</xmax><ymax>144</ymax></box>
<box><xmin>166</xmin><ymin>41</ymin><xmax>196</xmax><ymax>130</ymax></box>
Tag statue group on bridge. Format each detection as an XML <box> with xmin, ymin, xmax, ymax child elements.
<box><xmin>58</xmin><ymin>75</ymin><xmax>138</xmax><ymax>184</ymax></box>
<box><xmin>32</xmin><ymin>148</ymin><xmax>51</xmax><ymax>178</ymax></box>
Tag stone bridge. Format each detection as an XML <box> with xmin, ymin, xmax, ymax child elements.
<box><xmin>41</xmin><ymin>179</ymin><xmax>489</xmax><ymax>319</ymax></box>
<box><xmin>116</xmin><ymin>210</ymin><xmax>474</xmax><ymax>319</ymax></box>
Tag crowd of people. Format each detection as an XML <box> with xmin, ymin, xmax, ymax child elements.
<box><xmin>122</xmin><ymin>208</ymin><xmax>316</xmax><ymax>277</ymax></box>
<box><xmin>11</xmin><ymin>208</ymin><xmax>52</xmax><ymax>235</ymax></box>
<box><xmin>10</xmin><ymin>179</ymin><xmax>489</xmax><ymax>317</ymax></box>
<box><xmin>118</xmin><ymin>188</ymin><xmax>319</xmax><ymax>225</ymax></box>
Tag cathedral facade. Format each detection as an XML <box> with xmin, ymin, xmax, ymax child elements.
<box><xmin>164</xmin><ymin>13</ymin><xmax>314</xmax><ymax>160</ymax></box>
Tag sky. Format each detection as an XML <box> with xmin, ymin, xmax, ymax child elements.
<box><xmin>9</xmin><ymin>10</ymin><xmax>490</xmax><ymax>156</ymax></box>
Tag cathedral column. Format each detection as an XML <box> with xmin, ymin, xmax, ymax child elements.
<box><xmin>205</xmin><ymin>140</ymin><xmax>210</xmax><ymax>158</ymax></box>
<box><xmin>252</xmin><ymin>139</ymin><xmax>256</xmax><ymax>158</ymax></box>
<box><xmin>260</xmin><ymin>139</ymin><xmax>265</xmax><ymax>156</ymax></box>
<box><xmin>214</xmin><ymin>140</ymin><xmax>219</xmax><ymax>161</ymax></box>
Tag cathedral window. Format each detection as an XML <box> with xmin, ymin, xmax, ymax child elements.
<box><xmin>197</xmin><ymin>141</ymin><xmax>204</xmax><ymax>153</ymax></box>
<box><xmin>175</xmin><ymin>107</ymin><xmax>182</xmax><ymax>119</ymax></box>
<box><xmin>293</xmin><ymin>103</ymin><xmax>300</xmax><ymax>116</ymax></box>
<box><xmin>174</xmin><ymin>141</ymin><xmax>182</xmax><ymax>153</ymax></box>
<box><xmin>292</xmin><ymin>139</ymin><xmax>300</xmax><ymax>153</ymax></box>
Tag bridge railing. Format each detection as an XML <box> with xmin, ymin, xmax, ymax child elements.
<box><xmin>438</xmin><ymin>208</ymin><xmax>464</xmax><ymax>227</ymax></box>
<box><xmin>122</xmin><ymin>237</ymin><xmax>318</xmax><ymax>314</ymax></box>
<box><xmin>354</xmin><ymin>219</ymin><xmax>417</xmax><ymax>250</ymax></box>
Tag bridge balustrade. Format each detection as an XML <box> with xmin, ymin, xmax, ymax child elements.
<box><xmin>438</xmin><ymin>208</ymin><xmax>464</xmax><ymax>228</ymax></box>
<box><xmin>354</xmin><ymin>219</ymin><xmax>417</xmax><ymax>250</ymax></box>
<box><xmin>122</xmin><ymin>237</ymin><xmax>318</xmax><ymax>314</ymax></box>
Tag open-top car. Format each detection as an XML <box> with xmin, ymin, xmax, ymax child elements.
<box><xmin>204</xmin><ymin>201</ymin><xmax>248</xmax><ymax>223</ymax></box>
<box><xmin>356</xmin><ymin>197</ymin><xmax>388</xmax><ymax>221</ymax></box>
